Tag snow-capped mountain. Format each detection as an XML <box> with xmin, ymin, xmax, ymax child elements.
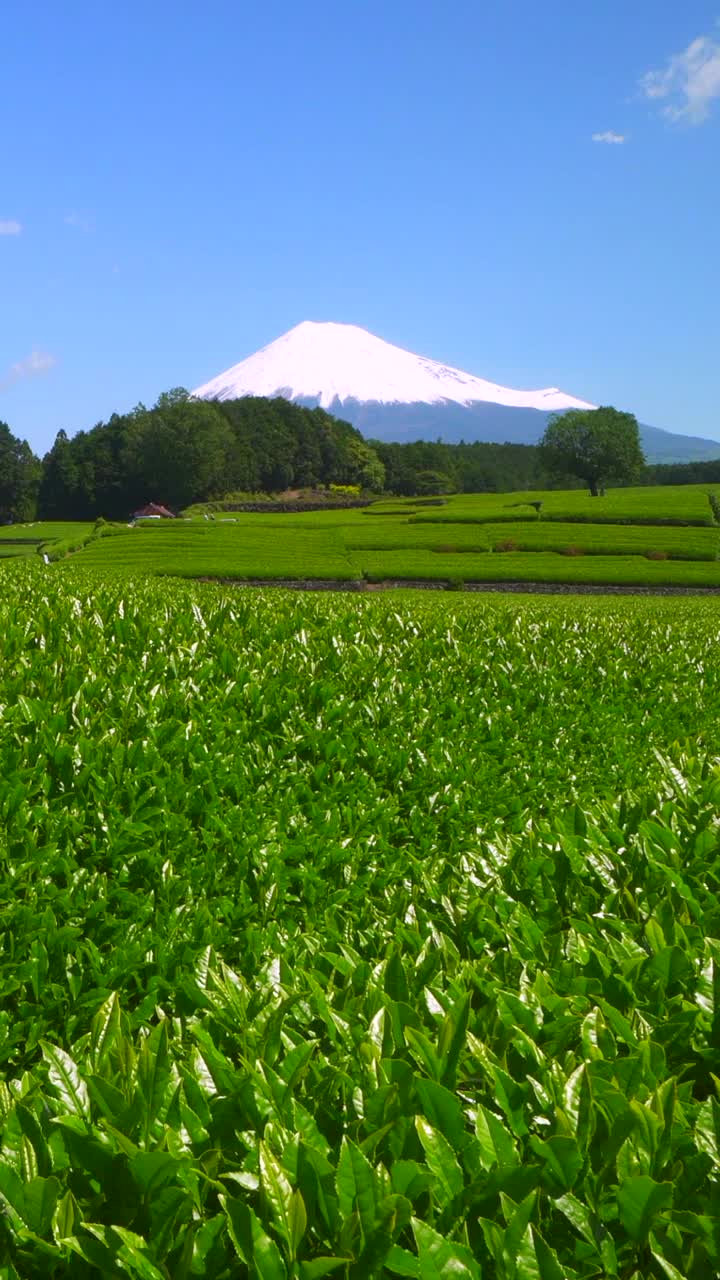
<box><xmin>191</xmin><ymin>321</ymin><xmax>720</xmax><ymax>463</ymax></box>
<box><xmin>192</xmin><ymin>320</ymin><xmax>594</xmax><ymax>414</ymax></box>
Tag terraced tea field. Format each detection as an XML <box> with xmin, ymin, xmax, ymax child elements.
<box><xmin>76</xmin><ymin>522</ymin><xmax>358</xmax><ymax>580</ymax></box>
<box><xmin>2</xmin><ymin>485</ymin><xmax>720</xmax><ymax>588</ymax></box>
<box><xmin>359</xmin><ymin>550</ymin><xmax>720</xmax><ymax>587</ymax></box>
<box><xmin>1</xmin><ymin>563</ymin><xmax>720</xmax><ymax>1277</ymax></box>
<box><xmin>408</xmin><ymin>485</ymin><xmax>718</xmax><ymax>526</ymax></box>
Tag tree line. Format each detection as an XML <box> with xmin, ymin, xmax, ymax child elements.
<box><xmin>3</xmin><ymin>392</ymin><xmax>384</xmax><ymax>522</ymax></box>
<box><xmin>0</xmin><ymin>394</ymin><xmax>719</xmax><ymax>523</ymax></box>
<box><xmin>370</xmin><ymin>438</ymin><xmax>555</xmax><ymax>495</ymax></box>
<box><xmin>373</xmin><ymin>407</ymin><xmax>649</xmax><ymax>496</ymax></box>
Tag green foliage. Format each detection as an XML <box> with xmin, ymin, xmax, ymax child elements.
<box><xmin>480</xmin><ymin>521</ymin><xmax>720</xmax><ymax>560</ymax></box>
<box><xmin>539</xmin><ymin>406</ymin><xmax>646</xmax><ymax>496</ymax></box>
<box><xmin>73</xmin><ymin>520</ymin><xmax>359</xmax><ymax>579</ymax></box>
<box><xmin>0</xmin><ymin>542</ymin><xmax>36</xmax><ymax>558</ymax></box>
<box><xmin>183</xmin><ymin>491</ymin><xmax>273</xmax><ymax>513</ymax></box>
<box><xmin>7</xmin><ymin>486</ymin><xmax>719</xmax><ymax>583</ymax></box>
<box><xmin>43</xmin><ymin>534</ymin><xmax>93</xmax><ymax>561</ymax></box>
<box><xmin>371</xmin><ymin>439</ymin><xmax>554</xmax><ymax>496</ymax></box>
<box><xmin>35</xmin><ymin>395</ymin><xmax>386</xmax><ymax>521</ymax></box>
<box><xmin>645</xmin><ymin>458</ymin><xmax>720</xmax><ymax>485</ymax></box>
<box><xmin>37</xmin><ymin>429</ymin><xmax>80</xmax><ymax>520</ymax></box>
<box><xmin>0</xmin><ymin>421</ymin><xmax>41</xmax><ymax>522</ymax></box>
<box><xmin>345</xmin><ymin>521</ymin><xmax>491</xmax><ymax>552</ymax></box>
<box><xmin>412</xmin><ymin>485</ymin><xmax>716</xmax><ymax>527</ymax></box>
<box><xmin>121</xmin><ymin>395</ymin><xmax>237</xmax><ymax>511</ymax></box>
<box><xmin>359</xmin><ymin>548</ymin><xmax>720</xmax><ymax>586</ymax></box>
<box><xmin>18</xmin><ymin>391</ymin><xmax>720</xmax><ymax>531</ymax></box>
<box><xmin>413</xmin><ymin>470</ymin><xmax>457</xmax><ymax>496</ymax></box>
<box><xmin>0</xmin><ymin>522</ymin><xmax>95</xmax><ymax>542</ymax></box>
<box><xmin>0</xmin><ymin>571</ymin><xmax>719</xmax><ymax>1274</ymax></box>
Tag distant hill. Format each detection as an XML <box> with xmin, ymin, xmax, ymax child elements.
<box><xmin>635</xmin><ymin>422</ymin><xmax>720</xmax><ymax>464</ymax></box>
<box><xmin>192</xmin><ymin>320</ymin><xmax>720</xmax><ymax>465</ymax></box>
<box><xmin>326</xmin><ymin>399</ymin><xmax>720</xmax><ymax>465</ymax></box>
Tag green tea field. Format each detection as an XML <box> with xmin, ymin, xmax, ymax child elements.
<box><xmin>3</xmin><ymin>483</ymin><xmax>720</xmax><ymax>589</ymax></box>
<box><xmin>1</xmin><ymin>562</ymin><xmax>720</xmax><ymax>1277</ymax></box>
<box><xmin>405</xmin><ymin>486</ymin><xmax>718</xmax><ymax>526</ymax></box>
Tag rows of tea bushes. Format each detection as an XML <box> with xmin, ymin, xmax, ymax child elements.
<box><xmin>74</xmin><ymin>522</ymin><xmax>357</xmax><ymax>579</ymax></box>
<box><xmin>2</xmin><ymin>482</ymin><xmax>719</xmax><ymax>588</ymax></box>
<box><xmin>410</xmin><ymin>486</ymin><xmax>718</xmax><ymax>526</ymax></box>
<box><xmin>358</xmin><ymin>550</ymin><xmax>720</xmax><ymax>587</ymax></box>
<box><xmin>1</xmin><ymin>565</ymin><xmax>720</xmax><ymax>1276</ymax></box>
<box><xmin>50</xmin><ymin>517</ymin><xmax>720</xmax><ymax>586</ymax></box>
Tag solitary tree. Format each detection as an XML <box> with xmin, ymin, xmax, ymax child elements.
<box><xmin>538</xmin><ymin>406</ymin><xmax>645</xmax><ymax>496</ymax></box>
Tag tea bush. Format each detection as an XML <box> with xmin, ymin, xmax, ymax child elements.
<box><xmin>1</xmin><ymin>566</ymin><xmax>720</xmax><ymax>1276</ymax></box>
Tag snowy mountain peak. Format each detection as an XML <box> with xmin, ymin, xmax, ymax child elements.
<box><xmin>191</xmin><ymin>321</ymin><xmax>595</xmax><ymax>413</ymax></box>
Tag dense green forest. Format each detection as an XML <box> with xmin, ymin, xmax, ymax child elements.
<box><xmin>34</xmin><ymin>392</ymin><xmax>384</xmax><ymax>520</ymax></box>
<box><xmin>644</xmin><ymin>458</ymin><xmax>720</xmax><ymax>485</ymax></box>
<box><xmin>0</xmin><ymin>422</ymin><xmax>42</xmax><ymax>522</ymax></box>
<box><xmin>1</xmin><ymin>392</ymin><xmax>720</xmax><ymax>521</ymax></box>
<box><xmin>371</xmin><ymin>438</ymin><xmax>555</xmax><ymax>494</ymax></box>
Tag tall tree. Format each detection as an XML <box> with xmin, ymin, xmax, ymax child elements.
<box><xmin>0</xmin><ymin>423</ymin><xmax>42</xmax><ymax>521</ymax></box>
<box><xmin>37</xmin><ymin>430</ymin><xmax>80</xmax><ymax>518</ymax></box>
<box><xmin>121</xmin><ymin>395</ymin><xmax>236</xmax><ymax>511</ymax></box>
<box><xmin>538</xmin><ymin>407</ymin><xmax>645</xmax><ymax>497</ymax></box>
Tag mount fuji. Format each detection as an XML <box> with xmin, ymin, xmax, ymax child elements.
<box><xmin>191</xmin><ymin>322</ymin><xmax>720</xmax><ymax>464</ymax></box>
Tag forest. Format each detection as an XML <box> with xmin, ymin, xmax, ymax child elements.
<box><xmin>1</xmin><ymin>391</ymin><xmax>720</xmax><ymax>522</ymax></box>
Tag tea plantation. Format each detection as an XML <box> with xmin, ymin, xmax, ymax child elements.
<box><xmin>1</xmin><ymin>562</ymin><xmax>720</xmax><ymax>1277</ymax></box>
<box><xmin>3</xmin><ymin>483</ymin><xmax>720</xmax><ymax>587</ymax></box>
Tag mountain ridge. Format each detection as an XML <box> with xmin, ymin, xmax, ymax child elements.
<box><xmin>192</xmin><ymin>321</ymin><xmax>720</xmax><ymax>464</ymax></box>
<box><xmin>192</xmin><ymin>320</ymin><xmax>593</xmax><ymax>413</ymax></box>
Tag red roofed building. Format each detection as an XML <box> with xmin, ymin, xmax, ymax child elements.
<box><xmin>131</xmin><ymin>502</ymin><xmax>176</xmax><ymax>519</ymax></box>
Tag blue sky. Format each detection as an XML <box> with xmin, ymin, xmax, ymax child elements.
<box><xmin>2</xmin><ymin>0</ymin><xmax>719</xmax><ymax>454</ymax></box>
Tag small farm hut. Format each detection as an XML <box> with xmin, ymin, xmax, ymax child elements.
<box><xmin>131</xmin><ymin>503</ymin><xmax>176</xmax><ymax>520</ymax></box>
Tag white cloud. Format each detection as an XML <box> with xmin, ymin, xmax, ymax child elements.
<box><xmin>641</xmin><ymin>33</ymin><xmax>720</xmax><ymax>123</ymax></box>
<box><xmin>592</xmin><ymin>131</ymin><xmax>626</xmax><ymax>144</ymax></box>
<box><xmin>0</xmin><ymin>350</ymin><xmax>58</xmax><ymax>392</ymax></box>
<box><xmin>64</xmin><ymin>211</ymin><xmax>93</xmax><ymax>232</ymax></box>
<box><xmin>0</xmin><ymin>220</ymin><xmax>22</xmax><ymax>236</ymax></box>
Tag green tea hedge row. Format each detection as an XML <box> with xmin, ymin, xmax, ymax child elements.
<box><xmin>1</xmin><ymin>567</ymin><xmax>720</xmax><ymax>1276</ymax></box>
